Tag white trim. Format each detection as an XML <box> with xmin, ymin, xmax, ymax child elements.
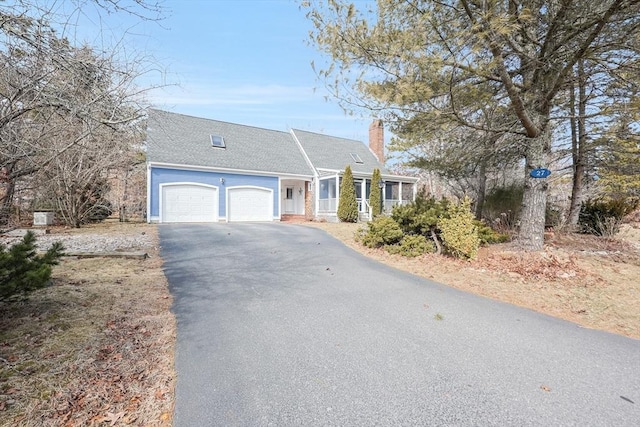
<box><xmin>290</xmin><ymin>130</ymin><xmax>320</xmax><ymax>219</ymax></box>
<box><xmin>149</xmin><ymin>161</ymin><xmax>313</xmax><ymax>180</ymax></box>
<box><xmin>277</xmin><ymin>179</ymin><xmax>282</xmax><ymax>218</ymax></box>
<box><xmin>317</xmin><ymin>169</ymin><xmax>338</xmax><ymax>177</ymax></box>
<box><xmin>315</xmin><ymin>177</ymin><xmax>320</xmax><ymax>218</ymax></box>
<box><xmin>159</xmin><ymin>182</ymin><xmax>219</xmax><ymax>223</ymax></box>
<box><xmin>381</xmin><ymin>174</ymin><xmax>419</xmax><ymax>183</ymax></box>
<box><xmin>146</xmin><ymin>163</ymin><xmax>152</xmax><ymax>223</ymax></box>
<box><xmin>335</xmin><ymin>175</ymin><xmax>340</xmax><ymax>209</ymax></box>
<box><xmin>315</xmin><ymin>167</ymin><xmax>419</xmax><ymax>183</ymax></box>
<box><xmin>290</xmin><ymin>130</ymin><xmax>318</xmax><ymax>175</ymax></box>
<box><xmin>225</xmin><ymin>185</ymin><xmax>274</xmax><ymax>222</ymax></box>
<box><xmin>316</xmin><ymin>168</ymin><xmax>342</xmax><ymax>175</ymax></box>
<box><xmin>367</xmin><ymin>146</ymin><xmax>382</xmax><ymax>164</ymax></box>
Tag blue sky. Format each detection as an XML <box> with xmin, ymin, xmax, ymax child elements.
<box><xmin>74</xmin><ymin>0</ymin><xmax>377</xmax><ymax>143</ymax></box>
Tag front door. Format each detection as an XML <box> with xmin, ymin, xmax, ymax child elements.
<box><xmin>284</xmin><ymin>187</ymin><xmax>294</xmax><ymax>213</ymax></box>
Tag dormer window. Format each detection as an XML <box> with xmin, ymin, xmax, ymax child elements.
<box><xmin>350</xmin><ymin>153</ymin><xmax>363</xmax><ymax>164</ymax></box>
<box><xmin>210</xmin><ymin>134</ymin><xmax>225</xmax><ymax>148</ymax></box>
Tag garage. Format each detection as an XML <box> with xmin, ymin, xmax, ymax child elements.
<box><xmin>227</xmin><ymin>187</ymin><xmax>273</xmax><ymax>222</ymax></box>
<box><xmin>161</xmin><ymin>184</ymin><xmax>218</xmax><ymax>223</ymax></box>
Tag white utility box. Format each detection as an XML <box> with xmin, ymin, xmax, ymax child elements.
<box><xmin>33</xmin><ymin>211</ymin><xmax>54</xmax><ymax>226</ymax></box>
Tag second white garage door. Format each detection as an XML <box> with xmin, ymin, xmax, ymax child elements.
<box><xmin>227</xmin><ymin>187</ymin><xmax>273</xmax><ymax>222</ymax></box>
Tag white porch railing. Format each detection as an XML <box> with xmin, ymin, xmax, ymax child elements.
<box><xmin>357</xmin><ymin>198</ymin><xmax>370</xmax><ymax>213</ymax></box>
<box><xmin>319</xmin><ymin>198</ymin><xmax>411</xmax><ymax>217</ymax></box>
<box><xmin>360</xmin><ymin>200</ymin><xmax>372</xmax><ymax>221</ymax></box>
<box><xmin>318</xmin><ymin>198</ymin><xmax>337</xmax><ymax>212</ymax></box>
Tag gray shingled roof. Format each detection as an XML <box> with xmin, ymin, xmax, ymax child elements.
<box><xmin>291</xmin><ymin>129</ymin><xmax>390</xmax><ymax>175</ymax></box>
<box><xmin>146</xmin><ymin>109</ymin><xmax>313</xmax><ymax>176</ymax></box>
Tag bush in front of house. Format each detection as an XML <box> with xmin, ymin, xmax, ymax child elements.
<box><xmin>357</xmin><ymin>194</ymin><xmax>501</xmax><ymax>260</ymax></box>
<box><xmin>391</xmin><ymin>190</ymin><xmax>450</xmax><ymax>237</ymax></box>
<box><xmin>475</xmin><ymin>220</ymin><xmax>510</xmax><ymax>244</ymax></box>
<box><xmin>438</xmin><ymin>197</ymin><xmax>480</xmax><ymax>259</ymax></box>
<box><xmin>0</xmin><ymin>231</ymin><xmax>65</xmax><ymax>301</ymax></box>
<box><xmin>359</xmin><ymin>216</ymin><xmax>404</xmax><ymax>248</ymax></box>
<box><xmin>390</xmin><ymin>191</ymin><xmax>453</xmax><ymax>254</ymax></box>
<box><xmin>337</xmin><ymin>165</ymin><xmax>359</xmax><ymax>223</ymax></box>
<box><xmin>369</xmin><ymin>168</ymin><xmax>382</xmax><ymax>219</ymax></box>
<box><xmin>386</xmin><ymin>234</ymin><xmax>434</xmax><ymax>257</ymax></box>
<box><xmin>579</xmin><ymin>197</ymin><xmax>639</xmax><ymax>237</ymax></box>
<box><xmin>482</xmin><ymin>184</ymin><xmax>523</xmax><ymax>231</ymax></box>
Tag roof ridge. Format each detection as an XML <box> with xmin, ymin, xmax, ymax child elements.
<box><xmin>149</xmin><ymin>108</ymin><xmax>290</xmax><ymax>136</ymax></box>
<box><xmin>291</xmin><ymin>128</ymin><xmax>362</xmax><ymax>143</ymax></box>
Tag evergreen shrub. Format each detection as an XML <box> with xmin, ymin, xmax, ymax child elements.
<box><xmin>337</xmin><ymin>165</ymin><xmax>359</xmax><ymax>222</ymax></box>
<box><xmin>438</xmin><ymin>197</ymin><xmax>479</xmax><ymax>259</ymax></box>
<box><xmin>360</xmin><ymin>216</ymin><xmax>403</xmax><ymax>248</ymax></box>
<box><xmin>391</xmin><ymin>190</ymin><xmax>450</xmax><ymax>237</ymax></box>
<box><xmin>0</xmin><ymin>231</ymin><xmax>64</xmax><ymax>301</ymax></box>
<box><xmin>579</xmin><ymin>197</ymin><xmax>639</xmax><ymax>236</ymax></box>
<box><xmin>386</xmin><ymin>234</ymin><xmax>434</xmax><ymax>257</ymax></box>
<box><xmin>475</xmin><ymin>220</ymin><xmax>510</xmax><ymax>244</ymax></box>
<box><xmin>369</xmin><ymin>168</ymin><xmax>382</xmax><ymax>218</ymax></box>
<box><xmin>482</xmin><ymin>184</ymin><xmax>523</xmax><ymax>231</ymax></box>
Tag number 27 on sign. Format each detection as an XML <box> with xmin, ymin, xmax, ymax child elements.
<box><xmin>530</xmin><ymin>168</ymin><xmax>551</xmax><ymax>178</ymax></box>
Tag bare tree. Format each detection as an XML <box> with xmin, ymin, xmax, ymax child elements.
<box><xmin>30</xmin><ymin>45</ymin><xmax>148</xmax><ymax>227</ymax></box>
<box><xmin>0</xmin><ymin>0</ymin><xmax>164</xmax><ymax>226</ymax></box>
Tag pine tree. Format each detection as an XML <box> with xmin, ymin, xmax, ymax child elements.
<box><xmin>597</xmin><ymin>128</ymin><xmax>640</xmax><ymax>199</ymax></box>
<box><xmin>0</xmin><ymin>231</ymin><xmax>64</xmax><ymax>301</ymax></box>
<box><xmin>337</xmin><ymin>165</ymin><xmax>359</xmax><ymax>222</ymax></box>
<box><xmin>304</xmin><ymin>0</ymin><xmax>640</xmax><ymax>251</ymax></box>
<box><xmin>369</xmin><ymin>168</ymin><xmax>382</xmax><ymax>218</ymax></box>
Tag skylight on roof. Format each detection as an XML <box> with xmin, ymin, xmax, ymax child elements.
<box><xmin>350</xmin><ymin>153</ymin><xmax>363</xmax><ymax>164</ymax></box>
<box><xmin>210</xmin><ymin>134</ymin><xmax>225</xmax><ymax>148</ymax></box>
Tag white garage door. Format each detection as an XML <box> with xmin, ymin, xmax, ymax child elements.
<box><xmin>227</xmin><ymin>187</ymin><xmax>273</xmax><ymax>222</ymax></box>
<box><xmin>161</xmin><ymin>184</ymin><xmax>218</xmax><ymax>223</ymax></box>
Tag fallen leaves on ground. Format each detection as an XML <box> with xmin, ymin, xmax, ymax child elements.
<box><xmin>0</xmin><ymin>222</ymin><xmax>175</xmax><ymax>427</ymax></box>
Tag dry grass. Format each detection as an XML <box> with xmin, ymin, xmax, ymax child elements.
<box><xmin>2</xmin><ymin>218</ymin><xmax>638</xmax><ymax>425</ymax></box>
<box><xmin>303</xmin><ymin>221</ymin><xmax>640</xmax><ymax>339</ymax></box>
<box><xmin>0</xmin><ymin>223</ymin><xmax>175</xmax><ymax>427</ymax></box>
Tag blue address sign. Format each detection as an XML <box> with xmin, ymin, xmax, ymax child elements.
<box><xmin>530</xmin><ymin>168</ymin><xmax>551</xmax><ymax>178</ymax></box>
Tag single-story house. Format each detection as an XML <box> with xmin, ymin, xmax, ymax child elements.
<box><xmin>146</xmin><ymin>109</ymin><xmax>418</xmax><ymax>223</ymax></box>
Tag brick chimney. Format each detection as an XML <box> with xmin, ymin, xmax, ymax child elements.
<box><xmin>369</xmin><ymin>119</ymin><xmax>384</xmax><ymax>164</ymax></box>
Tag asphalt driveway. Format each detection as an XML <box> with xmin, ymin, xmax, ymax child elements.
<box><xmin>159</xmin><ymin>223</ymin><xmax>640</xmax><ymax>426</ymax></box>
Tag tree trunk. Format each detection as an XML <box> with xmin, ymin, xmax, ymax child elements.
<box><xmin>475</xmin><ymin>161</ymin><xmax>487</xmax><ymax>220</ymax></box>
<box><xmin>567</xmin><ymin>60</ymin><xmax>587</xmax><ymax>228</ymax></box>
<box><xmin>0</xmin><ymin>166</ymin><xmax>17</xmax><ymax>226</ymax></box>
<box><xmin>517</xmin><ymin>130</ymin><xmax>549</xmax><ymax>251</ymax></box>
<box><xmin>119</xmin><ymin>168</ymin><xmax>130</xmax><ymax>222</ymax></box>
<box><xmin>430</xmin><ymin>229</ymin><xmax>442</xmax><ymax>255</ymax></box>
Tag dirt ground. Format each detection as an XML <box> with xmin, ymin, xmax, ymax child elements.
<box><xmin>0</xmin><ymin>222</ymin><xmax>174</xmax><ymax>427</ymax></box>
<box><xmin>304</xmin><ymin>221</ymin><xmax>640</xmax><ymax>340</ymax></box>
